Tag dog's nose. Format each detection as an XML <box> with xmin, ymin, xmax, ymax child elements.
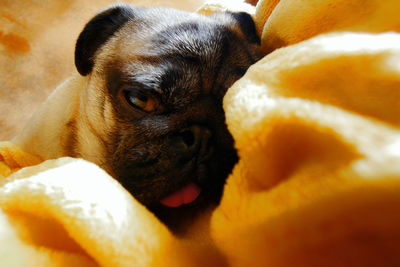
<box><xmin>173</xmin><ymin>125</ymin><xmax>212</xmax><ymax>155</ymax></box>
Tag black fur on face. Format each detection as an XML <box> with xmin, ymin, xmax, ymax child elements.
<box><xmin>75</xmin><ymin>4</ymin><xmax>262</xmax><ymax>231</ymax></box>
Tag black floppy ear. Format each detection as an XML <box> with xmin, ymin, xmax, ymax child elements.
<box><xmin>75</xmin><ymin>4</ymin><xmax>136</xmax><ymax>76</ymax></box>
<box><xmin>229</xmin><ymin>12</ymin><xmax>260</xmax><ymax>44</ymax></box>
<box><xmin>211</xmin><ymin>11</ymin><xmax>260</xmax><ymax>45</ymax></box>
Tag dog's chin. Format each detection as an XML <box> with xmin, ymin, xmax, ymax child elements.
<box><xmin>147</xmin><ymin>173</ymin><xmax>224</xmax><ymax>234</ymax></box>
<box><xmin>110</xmin><ymin>138</ymin><xmax>238</xmax><ymax>232</ymax></box>
<box><xmin>149</xmin><ymin>197</ymin><xmax>219</xmax><ymax>234</ymax></box>
<box><xmin>126</xmin><ymin>150</ymin><xmax>237</xmax><ymax>232</ymax></box>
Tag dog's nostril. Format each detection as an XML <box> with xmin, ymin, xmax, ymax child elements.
<box><xmin>180</xmin><ymin>129</ymin><xmax>196</xmax><ymax>148</ymax></box>
<box><xmin>177</xmin><ymin>125</ymin><xmax>212</xmax><ymax>151</ymax></box>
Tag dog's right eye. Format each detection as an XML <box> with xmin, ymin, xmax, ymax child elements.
<box><xmin>124</xmin><ymin>91</ymin><xmax>157</xmax><ymax>112</ymax></box>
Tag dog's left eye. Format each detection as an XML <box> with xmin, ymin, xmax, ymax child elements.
<box><xmin>124</xmin><ymin>91</ymin><xmax>157</xmax><ymax>112</ymax></box>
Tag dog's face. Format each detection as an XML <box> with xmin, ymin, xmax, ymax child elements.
<box><xmin>72</xmin><ymin>4</ymin><xmax>262</xmax><ymax>229</ymax></box>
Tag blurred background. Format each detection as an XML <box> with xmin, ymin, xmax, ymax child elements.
<box><xmin>0</xmin><ymin>0</ymin><xmax>210</xmax><ymax>140</ymax></box>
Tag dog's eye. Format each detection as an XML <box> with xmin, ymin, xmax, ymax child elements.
<box><xmin>124</xmin><ymin>91</ymin><xmax>157</xmax><ymax>112</ymax></box>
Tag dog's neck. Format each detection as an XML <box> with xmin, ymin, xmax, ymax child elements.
<box><xmin>13</xmin><ymin>73</ymin><xmax>86</xmax><ymax>159</ymax></box>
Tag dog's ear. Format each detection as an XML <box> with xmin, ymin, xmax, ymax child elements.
<box><xmin>229</xmin><ymin>12</ymin><xmax>260</xmax><ymax>44</ymax></box>
<box><xmin>75</xmin><ymin>4</ymin><xmax>137</xmax><ymax>76</ymax></box>
<box><xmin>211</xmin><ymin>11</ymin><xmax>260</xmax><ymax>45</ymax></box>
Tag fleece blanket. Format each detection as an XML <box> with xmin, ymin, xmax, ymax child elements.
<box><xmin>1</xmin><ymin>0</ymin><xmax>400</xmax><ymax>266</ymax></box>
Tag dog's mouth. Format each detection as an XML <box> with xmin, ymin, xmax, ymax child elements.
<box><xmin>151</xmin><ymin>161</ymin><xmax>212</xmax><ymax>210</ymax></box>
<box><xmin>111</xmin><ymin>126</ymin><xmax>238</xmax><ymax>231</ymax></box>
<box><xmin>160</xmin><ymin>182</ymin><xmax>202</xmax><ymax>208</ymax></box>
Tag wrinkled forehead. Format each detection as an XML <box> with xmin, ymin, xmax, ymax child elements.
<box><xmin>94</xmin><ymin>9</ymin><xmax>253</xmax><ymax>96</ymax></box>
<box><xmin>112</xmin><ymin>15</ymin><xmax>239</xmax><ymax>64</ymax></box>
<box><xmin>100</xmin><ymin>18</ymin><xmax>228</xmax><ymax>69</ymax></box>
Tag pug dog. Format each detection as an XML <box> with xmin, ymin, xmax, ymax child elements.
<box><xmin>13</xmin><ymin>4</ymin><xmax>262</xmax><ymax>230</ymax></box>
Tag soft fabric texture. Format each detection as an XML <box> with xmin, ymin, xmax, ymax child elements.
<box><xmin>212</xmin><ymin>31</ymin><xmax>400</xmax><ymax>266</ymax></box>
<box><xmin>0</xmin><ymin>142</ymin><xmax>42</xmax><ymax>178</ymax></box>
<box><xmin>255</xmin><ymin>0</ymin><xmax>400</xmax><ymax>54</ymax></box>
<box><xmin>196</xmin><ymin>0</ymin><xmax>255</xmax><ymax>16</ymax></box>
<box><xmin>0</xmin><ymin>153</ymin><xmax>224</xmax><ymax>267</ymax></box>
<box><xmin>0</xmin><ymin>157</ymin><xmax>179</xmax><ymax>267</ymax></box>
<box><xmin>1</xmin><ymin>0</ymin><xmax>400</xmax><ymax>266</ymax></box>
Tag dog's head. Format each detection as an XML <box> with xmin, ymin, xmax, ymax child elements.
<box><xmin>73</xmin><ymin>4</ymin><xmax>262</xmax><ymax>229</ymax></box>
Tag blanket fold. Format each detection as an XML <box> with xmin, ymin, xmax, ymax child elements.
<box><xmin>210</xmin><ymin>31</ymin><xmax>400</xmax><ymax>267</ymax></box>
<box><xmin>255</xmin><ymin>0</ymin><xmax>400</xmax><ymax>54</ymax></box>
<box><xmin>0</xmin><ymin>141</ymin><xmax>42</xmax><ymax>178</ymax></box>
<box><xmin>0</xmin><ymin>158</ymin><xmax>191</xmax><ymax>267</ymax></box>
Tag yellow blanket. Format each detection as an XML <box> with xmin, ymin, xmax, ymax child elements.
<box><xmin>1</xmin><ymin>0</ymin><xmax>400</xmax><ymax>266</ymax></box>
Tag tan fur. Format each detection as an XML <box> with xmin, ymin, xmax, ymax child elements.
<box><xmin>12</xmin><ymin>72</ymin><xmax>113</xmax><ymax>171</ymax></box>
<box><xmin>13</xmin><ymin>74</ymin><xmax>84</xmax><ymax>159</ymax></box>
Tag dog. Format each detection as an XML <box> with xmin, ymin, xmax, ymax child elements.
<box><xmin>13</xmin><ymin>4</ymin><xmax>262</xmax><ymax>230</ymax></box>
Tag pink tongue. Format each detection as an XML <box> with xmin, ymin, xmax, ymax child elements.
<box><xmin>160</xmin><ymin>183</ymin><xmax>201</xmax><ymax>208</ymax></box>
